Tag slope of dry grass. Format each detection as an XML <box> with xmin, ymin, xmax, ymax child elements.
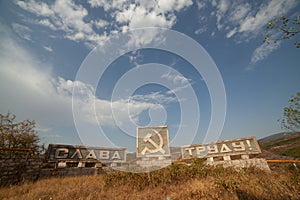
<box><xmin>1</xmin><ymin>159</ymin><xmax>299</xmax><ymax>200</ymax></box>
<box><xmin>259</xmin><ymin>132</ymin><xmax>300</xmax><ymax>159</ymax></box>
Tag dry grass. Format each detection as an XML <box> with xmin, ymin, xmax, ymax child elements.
<box><xmin>1</xmin><ymin>160</ymin><xmax>299</xmax><ymax>200</ymax></box>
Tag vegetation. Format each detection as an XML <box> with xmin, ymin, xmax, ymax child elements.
<box><xmin>279</xmin><ymin>92</ymin><xmax>300</xmax><ymax>131</ymax></box>
<box><xmin>259</xmin><ymin>132</ymin><xmax>300</xmax><ymax>159</ymax></box>
<box><xmin>263</xmin><ymin>135</ymin><xmax>300</xmax><ymax>150</ymax></box>
<box><xmin>265</xmin><ymin>15</ymin><xmax>300</xmax><ymax>48</ymax></box>
<box><xmin>282</xmin><ymin>146</ymin><xmax>300</xmax><ymax>158</ymax></box>
<box><xmin>0</xmin><ymin>112</ymin><xmax>41</xmax><ymax>155</ymax></box>
<box><xmin>0</xmin><ymin>159</ymin><xmax>299</xmax><ymax>199</ymax></box>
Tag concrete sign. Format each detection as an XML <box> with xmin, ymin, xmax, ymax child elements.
<box><xmin>181</xmin><ymin>136</ymin><xmax>261</xmax><ymax>159</ymax></box>
<box><xmin>136</xmin><ymin>126</ymin><xmax>170</xmax><ymax>157</ymax></box>
<box><xmin>46</xmin><ymin>144</ymin><xmax>126</xmax><ymax>163</ymax></box>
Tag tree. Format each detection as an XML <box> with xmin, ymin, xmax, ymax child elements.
<box><xmin>279</xmin><ymin>92</ymin><xmax>300</xmax><ymax>131</ymax></box>
<box><xmin>264</xmin><ymin>15</ymin><xmax>300</xmax><ymax>48</ymax></box>
<box><xmin>0</xmin><ymin>113</ymin><xmax>40</xmax><ymax>153</ymax></box>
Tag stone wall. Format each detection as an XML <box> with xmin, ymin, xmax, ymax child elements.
<box><xmin>0</xmin><ymin>156</ymin><xmax>105</xmax><ymax>187</ymax></box>
<box><xmin>0</xmin><ymin>157</ymin><xmax>43</xmax><ymax>186</ymax></box>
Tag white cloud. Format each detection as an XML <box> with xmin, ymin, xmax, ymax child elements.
<box><xmin>161</xmin><ymin>71</ymin><xmax>192</xmax><ymax>95</ymax></box>
<box><xmin>195</xmin><ymin>27</ymin><xmax>207</xmax><ymax>35</ymax></box>
<box><xmin>0</xmin><ymin>23</ymin><xmax>176</xmax><ymax>135</ymax></box>
<box><xmin>238</xmin><ymin>0</ymin><xmax>297</xmax><ymax>36</ymax></box>
<box><xmin>194</xmin><ymin>0</ymin><xmax>297</xmax><ymax>63</ymax></box>
<box><xmin>128</xmin><ymin>50</ymin><xmax>143</xmax><ymax>66</ymax></box>
<box><xmin>156</xmin><ymin>0</ymin><xmax>193</xmax><ymax>12</ymax></box>
<box><xmin>93</xmin><ymin>19</ymin><xmax>109</xmax><ymax>29</ymax></box>
<box><xmin>43</xmin><ymin>46</ymin><xmax>53</xmax><ymax>52</ymax></box>
<box><xmin>228</xmin><ymin>3</ymin><xmax>251</xmax><ymax>23</ymax></box>
<box><xmin>88</xmin><ymin>0</ymin><xmax>192</xmax><ymax>12</ymax></box>
<box><xmin>12</xmin><ymin>23</ymin><xmax>32</xmax><ymax>41</ymax></box>
<box><xmin>196</xmin><ymin>1</ymin><xmax>205</xmax><ymax>9</ymax></box>
<box><xmin>16</xmin><ymin>0</ymin><xmax>108</xmax><ymax>48</ymax></box>
<box><xmin>250</xmin><ymin>41</ymin><xmax>281</xmax><ymax>65</ymax></box>
<box><xmin>226</xmin><ymin>27</ymin><xmax>237</xmax><ymax>38</ymax></box>
<box><xmin>213</xmin><ymin>0</ymin><xmax>230</xmax><ymax>30</ymax></box>
<box><xmin>16</xmin><ymin>0</ymin><xmax>193</xmax><ymax>49</ymax></box>
<box><xmin>130</xmin><ymin>92</ymin><xmax>177</xmax><ymax>104</ymax></box>
<box><xmin>38</xmin><ymin>19</ymin><xmax>57</xmax><ymax>30</ymax></box>
<box><xmin>200</xmin><ymin>0</ymin><xmax>297</xmax><ymax>40</ymax></box>
<box><xmin>0</xmin><ymin>28</ymin><xmax>72</xmax><ymax>126</ymax></box>
<box><xmin>115</xmin><ymin>4</ymin><xmax>175</xmax><ymax>29</ymax></box>
<box><xmin>17</xmin><ymin>0</ymin><xmax>54</xmax><ymax>16</ymax></box>
<box><xmin>162</xmin><ymin>71</ymin><xmax>190</xmax><ymax>85</ymax></box>
<box><xmin>88</xmin><ymin>0</ymin><xmax>127</xmax><ymax>10</ymax></box>
<box><xmin>112</xmin><ymin>0</ymin><xmax>192</xmax><ymax>47</ymax></box>
<box><xmin>91</xmin><ymin>0</ymin><xmax>192</xmax><ymax>47</ymax></box>
<box><xmin>218</xmin><ymin>0</ymin><xmax>229</xmax><ymax>14</ymax></box>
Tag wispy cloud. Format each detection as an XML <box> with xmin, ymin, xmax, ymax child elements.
<box><xmin>43</xmin><ymin>46</ymin><xmax>53</xmax><ymax>52</ymax></box>
<box><xmin>194</xmin><ymin>27</ymin><xmax>207</xmax><ymax>35</ymax></box>
<box><xmin>209</xmin><ymin>0</ymin><xmax>298</xmax><ymax>39</ymax></box>
<box><xmin>12</xmin><ymin>23</ymin><xmax>32</xmax><ymax>41</ymax></box>
<box><xmin>161</xmin><ymin>71</ymin><xmax>193</xmax><ymax>95</ymax></box>
<box><xmin>248</xmin><ymin>41</ymin><xmax>281</xmax><ymax>68</ymax></box>
<box><xmin>128</xmin><ymin>50</ymin><xmax>143</xmax><ymax>66</ymax></box>
<box><xmin>195</xmin><ymin>0</ymin><xmax>298</xmax><ymax>64</ymax></box>
<box><xmin>238</xmin><ymin>0</ymin><xmax>297</xmax><ymax>38</ymax></box>
<box><xmin>161</xmin><ymin>71</ymin><xmax>191</xmax><ymax>85</ymax></box>
<box><xmin>130</xmin><ymin>92</ymin><xmax>177</xmax><ymax>105</ymax></box>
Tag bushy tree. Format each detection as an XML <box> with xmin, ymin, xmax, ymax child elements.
<box><xmin>0</xmin><ymin>113</ymin><xmax>40</xmax><ymax>153</ymax></box>
<box><xmin>265</xmin><ymin>15</ymin><xmax>300</xmax><ymax>48</ymax></box>
<box><xmin>279</xmin><ymin>92</ymin><xmax>300</xmax><ymax>131</ymax></box>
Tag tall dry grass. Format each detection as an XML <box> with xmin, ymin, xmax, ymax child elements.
<box><xmin>0</xmin><ymin>159</ymin><xmax>299</xmax><ymax>200</ymax></box>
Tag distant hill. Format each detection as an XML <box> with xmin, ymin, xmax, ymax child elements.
<box><xmin>258</xmin><ymin>132</ymin><xmax>300</xmax><ymax>159</ymax></box>
<box><xmin>259</xmin><ymin>132</ymin><xmax>298</xmax><ymax>142</ymax></box>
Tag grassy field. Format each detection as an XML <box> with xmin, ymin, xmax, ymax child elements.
<box><xmin>1</xmin><ymin>159</ymin><xmax>299</xmax><ymax>200</ymax></box>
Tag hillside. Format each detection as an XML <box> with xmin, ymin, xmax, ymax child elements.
<box><xmin>259</xmin><ymin>132</ymin><xmax>298</xmax><ymax>142</ymax></box>
<box><xmin>258</xmin><ymin>132</ymin><xmax>300</xmax><ymax>159</ymax></box>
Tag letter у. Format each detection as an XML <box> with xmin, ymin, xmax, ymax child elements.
<box><xmin>232</xmin><ymin>141</ymin><xmax>245</xmax><ymax>151</ymax></box>
<box><xmin>207</xmin><ymin>145</ymin><xmax>218</xmax><ymax>154</ymax></box>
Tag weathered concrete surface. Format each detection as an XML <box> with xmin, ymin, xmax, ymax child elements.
<box><xmin>136</xmin><ymin>126</ymin><xmax>171</xmax><ymax>158</ymax></box>
<box><xmin>136</xmin><ymin>158</ymin><xmax>172</xmax><ymax>168</ymax></box>
<box><xmin>207</xmin><ymin>158</ymin><xmax>271</xmax><ymax>171</ymax></box>
<box><xmin>182</xmin><ymin>136</ymin><xmax>261</xmax><ymax>159</ymax></box>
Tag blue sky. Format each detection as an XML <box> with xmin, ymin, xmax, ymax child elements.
<box><xmin>0</xmin><ymin>0</ymin><xmax>299</xmax><ymax>151</ymax></box>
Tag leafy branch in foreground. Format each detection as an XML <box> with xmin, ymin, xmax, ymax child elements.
<box><xmin>279</xmin><ymin>92</ymin><xmax>300</xmax><ymax>131</ymax></box>
<box><xmin>265</xmin><ymin>15</ymin><xmax>300</xmax><ymax>48</ymax></box>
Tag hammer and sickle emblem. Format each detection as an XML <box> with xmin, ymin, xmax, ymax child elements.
<box><xmin>141</xmin><ymin>129</ymin><xmax>165</xmax><ymax>155</ymax></box>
